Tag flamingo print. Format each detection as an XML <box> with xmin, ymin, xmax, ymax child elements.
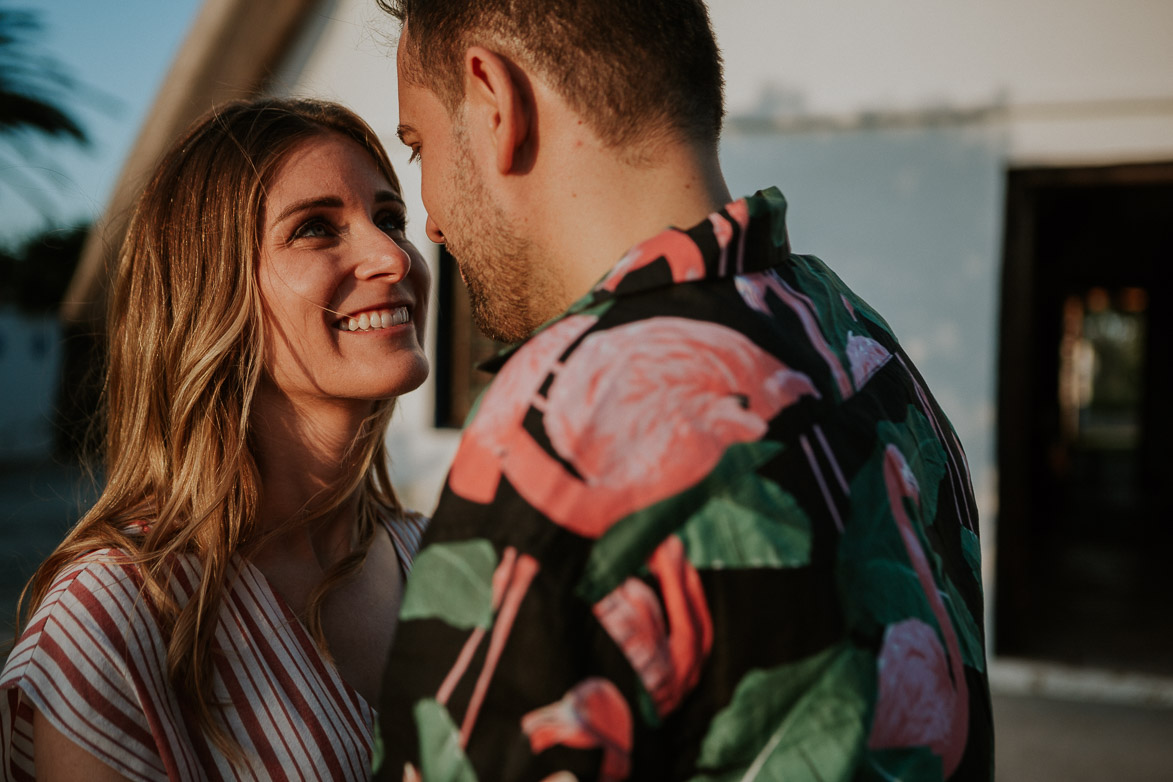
<box><xmin>868</xmin><ymin>444</ymin><xmax>969</xmax><ymax>776</ymax></box>
<box><xmin>521</xmin><ymin>678</ymin><xmax>633</xmax><ymax>782</ymax></box>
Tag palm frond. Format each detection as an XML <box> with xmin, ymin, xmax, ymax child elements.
<box><xmin>0</xmin><ymin>5</ymin><xmax>90</xmax><ymax>146</ymax></box>
<box><xmin>0</xmin><ymin>87</ymin><xmax>87</xmax><ymax>141</ymax></box>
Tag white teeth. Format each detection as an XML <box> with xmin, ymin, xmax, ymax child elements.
<box><xmin>340</xmin><ymin>307</ymin><xmax>409</xmax><ymax>332</ymax></box>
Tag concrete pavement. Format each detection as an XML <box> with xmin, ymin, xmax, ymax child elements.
<box><xmin>994</xmin><ymin>692</ymin><xmax>1173</xmax><ymax>781</ymax></box>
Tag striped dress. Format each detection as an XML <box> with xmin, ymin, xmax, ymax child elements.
<box><xmin>0</xmin><ymin>512</ymin><xmax>426</xmax><ymax>781</ymax></box>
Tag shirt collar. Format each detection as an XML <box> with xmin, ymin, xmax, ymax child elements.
<box><xmin>481</xmin><ymin>186</ymin><xmax>791</xmax><ymax>371</ymax></box>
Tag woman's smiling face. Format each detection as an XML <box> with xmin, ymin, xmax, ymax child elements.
<box><xmin>256</xmin><ymin>132</ymin><xmax>430</xmax><ymax>408</ymax></box>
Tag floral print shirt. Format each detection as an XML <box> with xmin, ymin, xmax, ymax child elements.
<box><xmin>376</xmin><ymin>188</ymin><xmax>993</xmax><ymax>781</ymax></box>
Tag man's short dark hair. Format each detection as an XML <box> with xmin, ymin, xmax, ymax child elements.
<box><xmin>379</xmin><ymin>0</ymin><xmax>725</xmax><ymax>152</ymax></box>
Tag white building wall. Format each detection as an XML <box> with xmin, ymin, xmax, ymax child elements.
<box><xmin>711</xmin><ymin>0</ymin><xmax>1173</xmax><ymax>147</ymax></box>
<box><xmin>269</xmin><ymin>1</ymin><xmax>1173</xmax><ymax>644</ymax></box>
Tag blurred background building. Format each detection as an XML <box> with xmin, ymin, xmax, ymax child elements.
<box><xmin>2</xmin><ymin>1</ymin><xmax>1172</xmax><ymax>778</ymax></box>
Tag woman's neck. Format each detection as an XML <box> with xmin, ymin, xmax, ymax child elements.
<box><xmin>249</xmin><ymin>385</ymin><xmax>374</xmax><ymax>568</ymax></box>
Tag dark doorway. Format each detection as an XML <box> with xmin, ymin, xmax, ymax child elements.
<box><xmin>432</xmin><ymin>246</ymin><xmax>505</xmax><ymax>429</ymax></box>
<box><xmin>997</xmin><ymin>162</ymin><xmax>1173</xmax><ymax>674</ymax></box>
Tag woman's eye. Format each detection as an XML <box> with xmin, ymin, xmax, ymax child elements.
<box><xmin>407</xmin><ymin>147</ymin><xmax>421</xmax><ymax>165</ymax></box>
<box><xmin>377</xmin><ymin>211</ymin><xmax>407</xmax><ymax>235</ymax></box>
<box><xmin>291</xmin><ymin>218</ymin><xmax>332</xmax><ymax>241</ymax></box>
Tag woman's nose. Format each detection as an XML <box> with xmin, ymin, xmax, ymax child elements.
<box><xmin>355</xmin><ymin>228</ymin><xmax>412</xmax><ymax>283</ymax></box>
<box><xmin>425</xmin><ymin>214</ymin><xmax>445</xmax><ymax>244</ymax></box>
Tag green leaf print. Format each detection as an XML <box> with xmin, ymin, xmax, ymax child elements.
<box><xmin>462</xmin><ymin>384</ymin><xmax>490</xmax><ymax>428</ymax></box>
<box><xmin>564</xmin><ymin>293</ymin><xmax>618</xmax><ymax>321</ymax></box>
<box><xmin>838</xmin><ymin>431</ymin><xmax>984</xmax><ymax>670</ymax></box>
<box><xmin>960</xmin><ymin>526</ymin><xmax>982</xmax><ymax>585</ymax></box>
<box><xmin>576</xmin><ymin>440</ymin><xmax>784</xmax><ymax>604</ymax></box>
<box><xmin>942</xmin><ymin>576</ymin><xmax>986</xmax><ymax>672</ymax></box>
<box><xmin>838</xmin><ymin>454</ymin><xmax>938</xmax><ymax>636</ymax></box>
<box><xmin>414</xmin><ymin>699</ymin><xmax>479</xmax><ymax>782</ymax></box>
<box><xmin>676</xmin><ymin>471</ymin><xmax>811</xmax><ymax>570</ymax></box>
<box><xmin>952</xmin><ymin>526</ymin><xmax>987</xmax><ymax>667</ymax></box>
<box><xmin>860</xmin><ymin>747</ymin><xmax>944</xmax><ymax>781</ymax></box>
<box><xmin>882</xmin><ymin>407</ymin><xmax>985</xmax><ymax>669</ymax></box>
<box><xmin>839</xmin><ymin>409</ymin><xmax>952</xmax><ymax>631</ymax></box>
<box><xmin>750</xmin><ymin>186</ymin><xmax>790</xmax><ymax>249</ymax></box>
<box><xmin>790</xmin><ymin>253</ymin><xmax>896</xmax><ymax>344</ymax></box>
<box><xmin>691</xmin><ymin>643</ymin><xmax>875</xmax><ymax>782</ymax></box>
<box><xmin>370</xmin><ymin>722</ymin><xmax>385</xmax><ymax>774</ymax></box>
<box><xmin>399</xmin><ymin>540</ymin><xmax>498</xmax><ymax>630</ymax></box>
<box><xmin>877</xmin><ymin>408</ymin><xmax>946</xmax><ymax>526</ymax></box>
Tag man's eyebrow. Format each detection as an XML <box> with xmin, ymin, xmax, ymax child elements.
<box><xmin>396</xmin><ymin>124</ymin><xmax>415</xmax><ymax>144</ymax></box>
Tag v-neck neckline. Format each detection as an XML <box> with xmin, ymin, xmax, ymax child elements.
<box><xmin>237</xmin><ymin>553</ymin><xmax>374</xmax><ymax>712</ymax></box>
<box><xmin>235</xmin><ymin>515</ymin><xmax>408</xmax><ymax>713</ymax></box>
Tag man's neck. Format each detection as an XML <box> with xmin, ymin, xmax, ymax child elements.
<box><xmin>517</xmin><ymin>124</ymin><xmax>731</xmax><ymax>314</ymax></box>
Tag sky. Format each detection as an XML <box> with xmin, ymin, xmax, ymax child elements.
<box><xmin>1</xmin><ymin>0</ymin><xmax>202</xmax><ymax>245</ymax></box>
<box><xmin>6</xmin><ymin>0</ymin><xmax>1172</xmax><ymax>249</ymax></box>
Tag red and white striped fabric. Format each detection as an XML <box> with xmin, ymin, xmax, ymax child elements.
<box><xmin>0</xmin><ymin>512</ymin><xmax>426</xmax><ymax>781</ymax></box>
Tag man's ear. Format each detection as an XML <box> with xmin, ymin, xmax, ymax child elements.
<box><xmin>463</xmin><ymin>46</ymin><xmax>530</xmax><ymax>175</ymax></box>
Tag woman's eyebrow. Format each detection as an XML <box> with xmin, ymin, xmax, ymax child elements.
<box><xmin>273</xmin><ymin>196</ymin><xmax>343</xmax><ymax>224</ymax></box>
<box><xmin>374</xmin><ymin>189</ymin><xmax>405</xmax><ymax>206</ymax></box>
<box><xmin>273</xmin><ymin>190</ymin><xmax>403</xmax><ymax>224</ymax></box>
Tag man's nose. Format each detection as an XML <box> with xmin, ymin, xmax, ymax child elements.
<box><xmin>426</xmin><ymin>214</ymin><xmax>445</xmax><ymax>244</ymax></box>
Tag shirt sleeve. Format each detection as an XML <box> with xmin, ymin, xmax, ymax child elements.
<box><xmin>0</xmin><ymin>553</ymin><xmax>175</xmax><ymax>782</ymax></box>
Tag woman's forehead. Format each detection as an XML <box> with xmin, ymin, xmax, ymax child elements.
<box><xmin>264</xmin><ymin>133</ymin><xmax>398</xmax><ymax>209</ymax></box>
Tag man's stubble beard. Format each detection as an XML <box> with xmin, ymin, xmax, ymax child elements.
<box><xmin>444</xmin><ymin>125</ymin><xmax>564</xmax><ymax>345</ymax></box>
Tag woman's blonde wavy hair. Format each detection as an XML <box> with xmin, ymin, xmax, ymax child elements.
<box><xmin>18</xmin><ymin>97</ymin><xmax>408</xmax><ymax>754</ymax></box>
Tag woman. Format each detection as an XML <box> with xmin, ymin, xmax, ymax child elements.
<box><xmin>0</xmin><ymin>98</ymin><xmax>430</xmax><ymax>780</ymax></box>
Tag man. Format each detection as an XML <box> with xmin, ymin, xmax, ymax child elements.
<box><xmin>375</xmin><ymin>1</ymin><xmax>994</xmax><ymax>780</ymax></box>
